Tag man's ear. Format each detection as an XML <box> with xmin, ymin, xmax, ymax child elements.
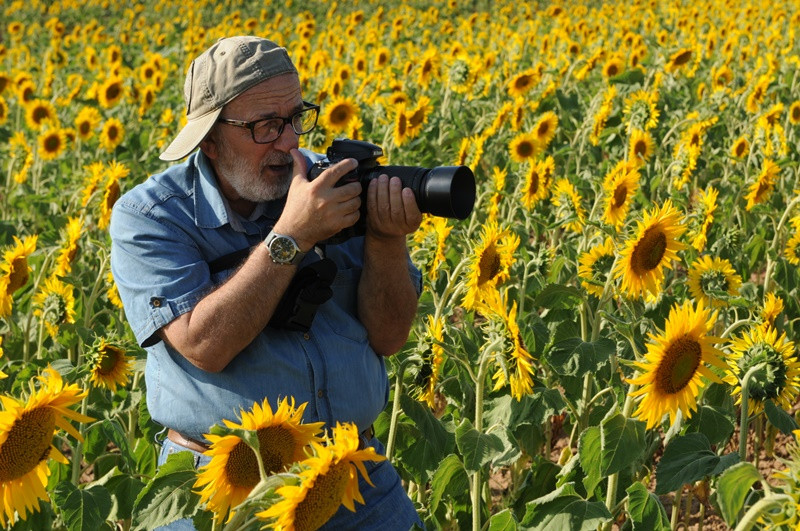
<box><xmin>199</xmin><ymin>130</ymin><xmax>219</xmax><ymax>160</ymax></box>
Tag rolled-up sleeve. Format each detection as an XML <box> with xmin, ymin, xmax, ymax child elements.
<box><xmin>110</xmin><ymin>197</ymin><xmax>212</xmax><ymax>347</ymax></box>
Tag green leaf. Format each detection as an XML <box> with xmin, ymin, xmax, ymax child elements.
<box><xmin>51</xmin><ymin>482</ymin><xmax>112</xmax><ymax>531</ymax></box>
<box><xmin>134</xmin><ymin>437</ymin><xmax>158</xmax><ymax>479</ymax></box>
<box><xmin>600</xmin><ymin>411</ymin><xmax>646</xmax><ymax>476</ymax></box>
<box><xmin>131</xmin><ymin>451</ymin><xmax>201</xmax><ymax>530</ymax></box>
<box><xmin>764</xmin><ymin>399</ymin><xmax>799</xmax><ymax>436</ymax></box>
<box><xmin>655</xmin><ymin>433</ymin><xmax>740</xmax><ymax>494</ymax></box>
<box><xmin>84</xmin><ymin>419</ymin><xmax>136</xmax><ymax>472</ymax></box>
<box><xmin>512</xmin><ymin>456</ymin><xmax>560</xmax><ymax>515</ymax></box>
<box><xmin>534</xmin><ymin>283</ymin><xmax>584</xmax><ymax>310</ymax></box>
<box><xmin>546</xmin><ymin>337</ymin><xmax>614</xmax><ymax>379</ymax></box>
<box><xmin>488</xmin><ymin>508</ymin><xmax>518</xmax><ymax>530</ymax></box>
<box><xmin>102</xmin><ymin>473</ymin><xmax>146</xmax><ymax>522</ymax></box>
<box><xmin>397</xmin><ymin>394</ymin><xmax>455</xmax><ymax>480</ymax></box>
<box><xmin>578</xmin><ymin>426</ymin><xmax>603</xmax><ymax>495</ymax></box>
<box><xmin>521</xmin><ymin>483</ymin><xmax>612</xmax><ymax>530</ymax></box>
<box><xmin>626</xmin><ymin>482</ymin><xmax>669</xmax><ymax>530</ymax></box>
<box><xmin>610</xmin><ymin>68</ymin><xmax>646</xmax><ymax>85</ymax></box>
<box><xmin>685</xmin><ymin>405</ymin><xmax>735</xmax><ymax>447</ymax></box>
<box><xmin>716</xmin><ymin>462</ymin><xmax>763</xmax><ymax>526</ymax></box>
<box><xmin>455</xmin><ymin>418</ymin><xmax>505</xmax><ymax>473</ymax></box>
<box><xmin>429</xmin><ymin>454</ymin><xmax>470</xmax><ymax>515</ymax></box>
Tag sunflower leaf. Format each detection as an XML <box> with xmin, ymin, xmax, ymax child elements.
<box><xmin>51</xmin><ymin>481</ymin><xmax>112</xmax><ymax>531</ymax></box>
<box><xmin>716</xmin><ymin>462</ymin><xmax>763</xmax><ymax>525</ymax></box>
<box><xmin>626</xmin><ymin>481</ymin><xmax>669</xmax><ymax>530</ymax></box>
<box><xmin>654</xmin><ymin>433</ymin><xmax>740</xmax><ymax>494</ymax></box>
<box><xmin>131</xmin><ymin>451</ymin><xmax>201</xmax><ymax>530</ymax></box>
<box><xmin>487</xmin><ymin>508</ymin><xmax>518</xmax><ymax>530</ymax></box>
<box><xmin>521</xmin><ymin>482</ymin><xmax>612</xmax><ymax>530</ymax></box>
<box><xmin>545</xmin><ymin>337</ymin><xmax>615</xmax><ymax>377</ymax></box>
<box><xmin>577</xmin><ymin>426</ymin><xmax>603</xmax><ymax>495</ymax></box>
<box><xmin>764</xmin><ymin>399</ymin><xmax>799</xmax><ymax>436</ymax></box>
<box><xmin>455</xmin><ymin>418</ymin><xmax>506</xmax><ymax>473</ymax></box>
<box><xmin>600</xmin><ymin>410</ymin><xmax>646</xmax><ymax>476</ymax></box>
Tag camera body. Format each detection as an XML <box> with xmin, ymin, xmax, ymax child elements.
<box><xmin>307</xmin><ymin>139</ymin><xmax>476</xmax><ymax>243</ymax></box>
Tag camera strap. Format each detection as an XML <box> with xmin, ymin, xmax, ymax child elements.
<box><xmin>206</xmin><ymin>245</ymin><xmax>337</xmax><ymax>333</ymax></box>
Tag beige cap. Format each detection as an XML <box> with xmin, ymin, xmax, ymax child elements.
<box><xmin>159</xmin><ymin>36</ymin><xmax>298</xmax><ymax>161</ymax></box>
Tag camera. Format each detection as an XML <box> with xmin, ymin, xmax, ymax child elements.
<box><xmin>308</xmin><ymin>139</ymin><xmax>476</xmax><ymax>243</ymax></box>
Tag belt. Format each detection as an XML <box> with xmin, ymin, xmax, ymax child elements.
<box><xmin>167</xmin><ymin>424</ymin><xmax>376</xmax><ymax>453</ymax></box>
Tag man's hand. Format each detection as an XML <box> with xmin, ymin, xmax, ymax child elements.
<box><xmin>366</xmin><ymin>174</ymin><xmax>423</xmax><ymax>240</ymax></box>
<box><xmin>275</xmin><ymin>149</ymin><xmax>363</xmax><ymax>250</ymax></box>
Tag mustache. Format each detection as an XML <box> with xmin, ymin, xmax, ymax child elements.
<box><xmin>261</xmin><ymin>153</ymin><xmax>294</xmax><ymax>169</ymax></box>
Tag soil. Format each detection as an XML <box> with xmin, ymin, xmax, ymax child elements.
<box><xmin>488</xmin><ymin>415</ymin><xmax>796</xmax><ymax>529</ymax></box>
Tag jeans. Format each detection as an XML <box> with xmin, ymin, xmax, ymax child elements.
<box><xmin>153</xmin><ymin>436</ymin><xmax>423</xmax><ymax>530</ymax></box>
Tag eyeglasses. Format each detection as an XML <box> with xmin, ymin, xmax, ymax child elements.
<box><xmin>217</xmin><ymin>101</ymin><xmax>320</xmax><ymax>144</ymax></box>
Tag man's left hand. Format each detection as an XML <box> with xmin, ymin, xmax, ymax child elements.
<box><xmin>366</xmin><ymin>174</ymin><xmax>423</xmax><ymax>239</ymax></box>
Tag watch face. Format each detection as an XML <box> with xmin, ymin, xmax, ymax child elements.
<box><xmin>270</xmin><ymin>236</ymin><xmax>297</xmax><ymax>262</ymax></box>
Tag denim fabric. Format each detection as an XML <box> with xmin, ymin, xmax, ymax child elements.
<box><xmin>109</xmin><ymin>150</ymin><xmax>422</xmax><ymax>442</ymax></box>
<box><xmin>154</xmin><ymin>437</ymin><xmax>422</xmax><ymax>530</ymax></box>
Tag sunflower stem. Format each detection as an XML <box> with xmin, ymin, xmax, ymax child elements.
<box><xmin>70</xmin><ymin>389</ymin><xmax>90</xmax><ymax>485</ymax></box>
<box><xmin>739</xmin><ymin>363</ymin><xmax>766</xmax><ymax>462</ymax></box>
<box><xmin>732</xmin><ymin>494</ymin><xmax>793</xmax><ymax>531</ymax></box>
<box><xmin>386</xmin><ymin>358</ymin><xmax>412</xmax><ymax>461</ymax></box>
<box><xmin>472</xmin><ymin>352</ymin><xmax>492</xmax><ymax>531</ymax></box>
<box><xmin>670</xmin><ymin>486</ymin><xmax>683</xmax><ymax>530</ymax></box>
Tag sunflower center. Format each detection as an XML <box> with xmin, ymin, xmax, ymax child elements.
<box><xmin>656</xmin><ymin>335</ymin><xmax>702</xmax><ymax>394</ymax></box>
<box><xmin>527</xmin><ymin>171</ymin><xmax>540</xmax><ymax>195</ymax></box>
<box><xmin>735</xmin><ymin>142</ymin><xmax>746</xmax><ymax>158</ymax></box>
<box><xmin>105</xmin><ymin>84</ymin><xmax>120</xmax><ymax>101</ymax></box>
<box><xmin>514</xmin><ymin>75</ymin><xmax>533</xmax><ymax>91</ymax></box>
<box><xmin>477</xmin><ymin>245</ymin><xmax>501</xmax><ymax>285</ymax></box>
<box><xmin>44</xmin><ymin>134</ymin><xmax>62</xmax><ymax>152</ymax></box>
<box><xmin>0</xmin><ymin>406</ymin><xmax>56</xmax><ymax>481</ymax></box>
<box><xmin>634</xmin><ymin>140</ymin><xmax>647</xmax><ymax>158</ymax></box>
<box><xmin>107</xmin><ymin>125</ymin><xmax>119</xmax><ymax>140</ymax></box>
<box><xmin>224</xmin><ymin>426</ymin><xmax>297</xmax><ymax>488</ymax></box>
<box><xmin>672</xmin><ymin>50</ymin><xmax>692</xmax><ymax>67</ymax></box>
<box><xmin>97</xmin><ymin>346</ymin><xmax>122</xmax><ymax>374</ymax></box>
<box><xmin>738</xmin><ymin>342</ymin><xmax>787</xmax><ymax>401</ymax></box>
<box><xmin>630</xmin><ymin>227</ymin><xmax>667</xmax><ymax>274</ymax></box>
<box><xmin>7</xmin><ymin>257</ymin><xmax>29</xmax><ymax>293</ymax></box>
<box><xmin>613</xmin><ymin>184</ymin><xmax>628</xmax><ymax>208</ymax></box>
<box><xmin>33</xmin><ymin>107</ymin><xmax>49</xmax><ymax>124</ymax></box>
<box><xmin>516</xmin><ymin>141</ymin><xmax>534</xmax><ymax>158</ymax></box>
<box><xmin>537</xmin><ymin>121</ymin><xmax>550</xmax><ymax>139</ymax></box>
<box><xmin>606</xmin><ymin>64</ymin><xmax>619</xmax><ymax>77</ymax></box>
<box><xmin>293</xmin><ymin>461</ymin><xmax>351</xmax><ymax>531</ymax></box>
<box><xmin>78</xmin><ymin>120</ymin><xmax>91</xmax><ymax>135</ymax></box>
<box><xmin>397</xmin><ymin>113</ymin><xmax>407</xmax><ymax>136</ymax></box>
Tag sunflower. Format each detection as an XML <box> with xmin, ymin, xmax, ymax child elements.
<box><xmin>322</xmin><ymin>96</ymin><xmax>358</xmax><ymax>133</ymax></box>
<box><xmin>37</xmin><ymin>127</ymin><xmax>67</xmax><ymax>161</ymax></box>
<box><xmin>98</xmin><ymin>161</ymin><xmax>128</xmax><ymax>230</ymax></box>
<box><xmin>790</xmin><ymin>101</ymin><xmax>800</xmax><ymax>125</ymax></box>
<box><xmin>590</xmin><ymin>84</ymin><xmax>617</xmax><ymax>146</ymax></box>
<box><xmin>405</xmin><ymin>96</ymin><xmax>430</xmax><ymax>138</ymax></box>
<box><xmin>195</xmin><ymin>398</ymin><xmax>324</xmax><ymax>524</ymax></box>
<box><xmin>54</xmin><ymin>217</ymin><xmax>83</xmax><ymax>277</ymax></box>
<box><xmin>629</xmin><ymin>129</ymin><xmax>655</xmax><ymax>165</ymax></box>
<box><xmin>760</xmin><ymin>292</ymin><xmax>784</xmax><ymax>330</ymax></box>
<box><xmin>724</xmin><ymin>326</ymin><xmax>800</xmax><ymax>414</ymax></box>
<box><xmin>689</xmin><ymin>186</ymin><xmax>718</xmax><ymax>252</ymax></box>
<box><xmin>100</xmin><ymin>118</ymin><xmax>124</xmax><ymax>152</ymax></box>
<box><xmin>1</xmin><ymin>235</ymin><xmax>37</xmax><ymax>296</ymax></box>
<box><xmin>507</xmin><ymin>69</ymin><xmax>539</xmax><ymax>99</ymax></box>
<box><xmin>745</xmin><ymin>158</ymin><xmax>780</xmax><ymax>211</ymax></box>
<box><xmin>73</xmin><ymin>106</ymin><xmax>100</xmax><ymax>141</ymax></box>
<box><xmin>462</xmin><ymin>221</ymin><xmax>519</xmax><ymax>311</ymax></box>
<box><xmin>87</xmin><ymin>338</ymin><xmax>132</xmax><ymax>392</ymax></box>
<box><xmin>551</xmin><ymin>178</ymin><xmax>586</xmax><ymax>233</ymax></box>
<box><xmin>666</xmin><ymin>48</ymin><xmax>694</xmax><ymax>73</ymax></box>
<box><xmin>0</xmin><ymin>367</ymin><xmax>93</xmax><ymax>527</ymax></box>
<box><xmin>24</xmin><ymin>99</ymin><xmax>57</xmax><ymax>130</ymax></box>
<box><xmin>520</xmin><ymin>156</ymin><xmax>553</xmax><ymax>209</ymax></box>
<box><xmin>602</xmin><ymin>160</ymin><xmax>640</xmax><ymax>230</ymax></box>
<box><xmin>686</xmin><ymin>256</ymin><xmax>742</xmax><ymax>308</ymax></box>
<box><xmin>602</xmin><ymin>55</ymin><xmax>625</xmax><ymax>78</ymax></box>
<box><xmin>508</xmin><ymin>132</ymin><xmax>539</xmax><ymax>163</ymax></box>
<box><xmin>97</xmin><ymin>76</ymin><xmax>124</xmax><ymax>108</ymax></box>
<box><xmin>488</xmin><ymin>167</ymin><xmax>507</xmax><ymax>223</ymax></box>
<box><xmin>256</xmin><ymin>422</ymin><xmax>386</xmax><ymax>530</ymax></box>
<box><xmin>613</xmin><ymin>200</ymin><xmax>687</xmax><ymax>299</ymax></box>
<box><xmin>481</xmin><ymin>293</ymin><xmax>535</xmax><ymax>401</ymax></box>
<box><xmin>730</xmin><ymin>136</ymin><xmax>749</xmax><ymax>159</ymax></box>
<box><xmin>578</xmin><ymin>237</ymin><xmax>616</xmax><ymax>297</ymax></box>
<box><xmin>628</xmin><ymin>300</ymin><xmax>725</xmax><ymax>429</ymax></box>
<box><xmin>533</xmin><ymin>111</ymin><xmax>558</xmax><ymax>150</ymax></box>
<box><xmin>416</xmin><ymin>315</ymin><xmax>446</xmax><ymax>409</ymax></box>
<box><xmin>393</xmin><ymin>105</ymin><xmax>409</xmax><ymax>147</ymax></box>
<box><xmin>0</xmin><ymin>96</ymin><xmax>7</xmax><ymax>126</ymax></box>
<box><xmin>33</xmin><ymin>276</ymin><xmax>76</xmax><ymax>338</ymax></box>
<box><xmin>106</xmin><ymin>270</ymin><xmax>123</xmax><ymax>309</ymax></box>
<box><xmin>623</xmin><ymin>89</ymin><xmax>660</xmax><ymax>133</ymax></box>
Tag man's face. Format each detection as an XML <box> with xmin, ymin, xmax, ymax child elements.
<box><xmin>208</xmin><ymin>73</ymin><xmax>303</xmax><ymax>204</ymax></box>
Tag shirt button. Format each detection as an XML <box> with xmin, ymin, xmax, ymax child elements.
<box><xmin>317</xmin><ymin>389</ymin><xmax>324</xmax><ymax>398</ymax></box>
<box><xmin>303</xmin><ymin>333</ymin><xmax>310</xmax><ymax>340</ymax></box>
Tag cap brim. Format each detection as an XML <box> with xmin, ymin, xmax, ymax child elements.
<box><xmin>159</xmin><ymin>108</ymin><xmax>222</xmax><ymax>161</ymax></box>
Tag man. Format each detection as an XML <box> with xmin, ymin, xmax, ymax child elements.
<box><xmin>110</xmin><ymin>36</ymin><xmax>423</xmax><ymax>529</ymax></box>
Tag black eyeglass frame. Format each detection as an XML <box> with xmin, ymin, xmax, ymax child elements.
<box><xmin>217</xmin><ymin>100</ymin><xmax>320</xmax><ymax>144</ymax></box>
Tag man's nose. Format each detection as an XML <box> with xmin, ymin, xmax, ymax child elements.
<box><xmin>273</xmin><ymin>122</ymin><xmax>300</xmax><ymax>152</ymax></box>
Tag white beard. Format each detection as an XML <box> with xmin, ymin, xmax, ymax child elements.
<box><xmin>215</xmin><ymin>136</ymin><xmax>293</xmax><ymax>202</ymax></box>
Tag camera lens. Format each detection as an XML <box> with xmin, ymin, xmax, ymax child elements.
<box><xmin>378</xmin><ymin>165</ymin><xmax>476</xmax><ymax>220</ymax></box>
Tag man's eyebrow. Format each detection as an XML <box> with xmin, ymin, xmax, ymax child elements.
<box><xmin>255</xmin><ymin>103</ymin><xmax>305</xmax><ymax>120</ymax></box>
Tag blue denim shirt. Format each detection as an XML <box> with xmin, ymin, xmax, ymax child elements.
<box><xmin>109</xmin><ymin>150</ymin><xmax>421</xmax><ymax>442</ymax></box>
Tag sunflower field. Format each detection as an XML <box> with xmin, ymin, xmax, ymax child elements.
<box><xmin>5</xmin><ymin>0</ymin><xmax>800</xmax><ymax>529</ymax></box>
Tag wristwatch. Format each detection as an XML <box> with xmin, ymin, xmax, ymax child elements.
<box><xmin>264</xmin><ymin>230</ymin><xmax>306</xmax><ymax>265</ymax></box>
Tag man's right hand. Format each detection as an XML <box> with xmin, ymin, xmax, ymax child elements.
<box><xmin>274</xmin><ymin>149</ymin><xmax>363</xmax><ymax>251</ymax></box>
